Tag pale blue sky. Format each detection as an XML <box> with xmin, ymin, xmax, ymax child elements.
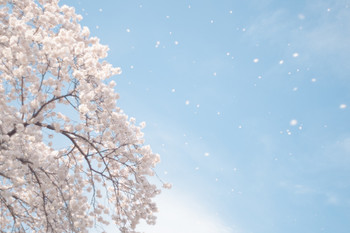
<box><xmin>61</xmin><ymin>0</ymin><xmax>350</xmax><ymax>232</ymax></box>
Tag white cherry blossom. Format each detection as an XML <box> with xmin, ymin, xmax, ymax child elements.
<box><xmin>0</xmin><ymin>0</ymin><xmax>164</xmax><ymax>232</ymax></box>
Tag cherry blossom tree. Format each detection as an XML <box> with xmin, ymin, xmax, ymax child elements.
<box><xmin>0</xmin><ymin>0</ymin><xmax>168</xmax><ymax>232</ymax></box>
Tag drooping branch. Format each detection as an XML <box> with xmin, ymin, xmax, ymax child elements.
<box><xmin>0</xmin><ymin>1</ymin><xmax>164</xmax><ymax>232</ymax></box>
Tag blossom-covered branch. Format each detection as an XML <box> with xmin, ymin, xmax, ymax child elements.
<box><xmin>0</xmin><ymin>0</ymin><xmax>169</xmax><ymax>232</ymax></box>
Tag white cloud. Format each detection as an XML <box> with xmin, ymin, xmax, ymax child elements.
<box><xmin>336</xmin><ymin>137</ymin><xmax>350</xmax><ymax>153</ymax></box>
<box><xmin>326</xmin><ymin>193</ymin><xmax>340</xmax><ymax>205</ymax></box>
<box><xmin>137</xmin><ymin>191</ymin><xmax>235</xmax><ymax>233</ymax></box>
<box><xmin>246</xmin><ymin>2</ymin><xmax>350</xmax><ymax>57</ymax></box>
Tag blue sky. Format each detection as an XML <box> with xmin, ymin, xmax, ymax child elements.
<box><xmin>60</xmin><ymin>0</ymin><xmax>350</xmax><ymax>232</ymax></box>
